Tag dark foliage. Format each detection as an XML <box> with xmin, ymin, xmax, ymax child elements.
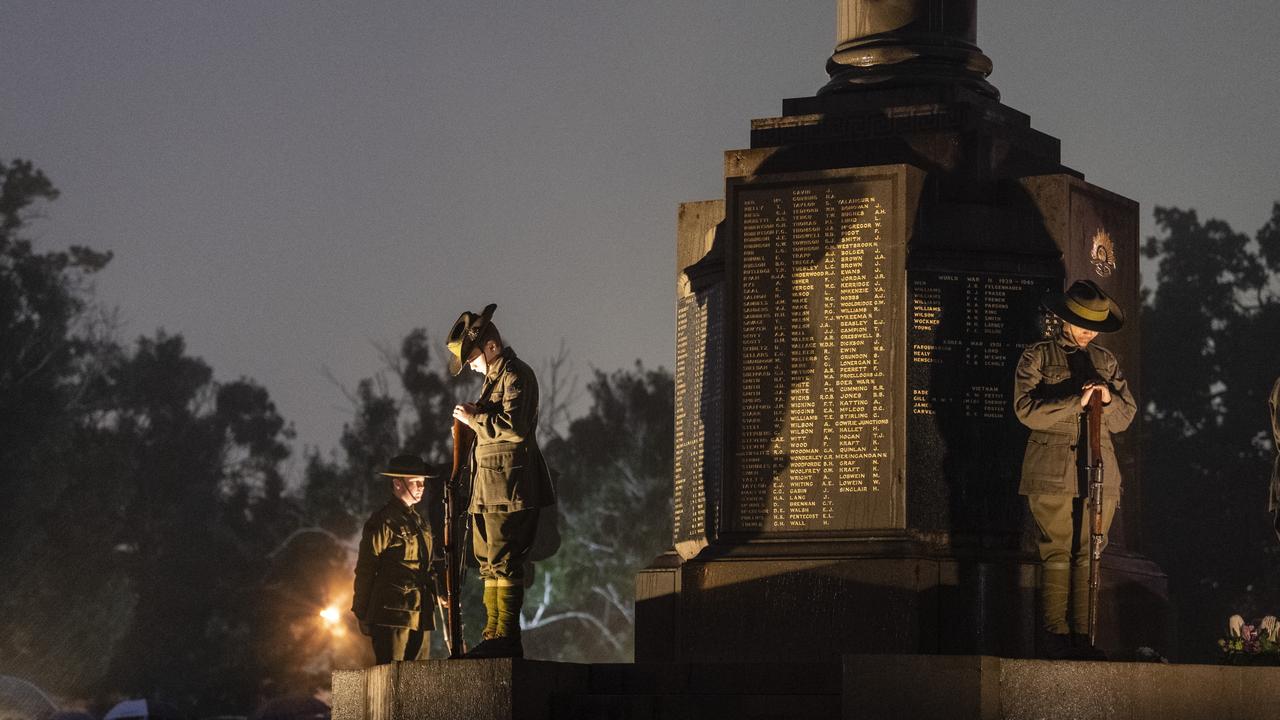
<box><xmin>527</xmin><ymin>363</ymin><xmax>674</xmax><ymax>661</ymax></box>
<box><xmin>0</xmin><ymin>160</ymin><xmax>300</xmax><ymax>714</ymax></box>
<box><xmin>1141</xmin><ymin>202</ymin><xmax>1280</xmax><ymax>661</ymax></box>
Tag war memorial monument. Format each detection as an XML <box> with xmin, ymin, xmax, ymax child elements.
<box><xmin>636</xmin><ymin>0</ymin><xmax>1164</xmax><ymax>663</ymax></box>
<box><xmin>332</xmin><ymin>2</ymin><xmax>1280</xmax><ymax>717</ymax></box>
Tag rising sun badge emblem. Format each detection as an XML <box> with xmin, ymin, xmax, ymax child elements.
<box><xmin>1089</xmin><ymin>228</ymin><xmax>1116</xmax><ymax>278</ymax></box>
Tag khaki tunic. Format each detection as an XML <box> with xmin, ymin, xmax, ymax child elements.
<box><xmin>1013</xmin><ymin>338</ymin><xmax>1136</xmax><ymax>496</ymax></box>
<box><xmin>469</xmin><ymin>347</ymin><xmax>556</xmax><ymax>514</ymax></box>
<box><xmin>352</xmin><ymin>499</ymin><xmax>435</xmax><ymax>630</ymax></box>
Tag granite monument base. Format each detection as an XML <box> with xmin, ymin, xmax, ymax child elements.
<box><xmin>332</xmin><ymin>655</ymin><xmax>1271</xmax><ymax>720</ymax></box>
<box><xmin>331</xmin><ymin>658</ymin><xmax>841</xmax><ymax>720</ymax></box>
<box><xmin>636</xmin><ymin>544</ymin><xmax>1169</xmax><ymax>663</ymax></box>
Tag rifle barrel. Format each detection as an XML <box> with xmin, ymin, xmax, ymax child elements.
<box><xmin>1086</xmin><ymin>390</ymin><xmax>1105</xmax><ymax>645</ymax></box>
<box><xmin>444</xmin><ymin>418</ymin><xmax>475</xmax><ymax>657</ymax></box>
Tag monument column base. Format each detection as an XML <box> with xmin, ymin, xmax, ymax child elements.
<box><xmin>638</xmin><ymin>542</ymin><xmax>1037</xmax><ymax>663</ymax></box>
<box><xmin>636</xmin><ymin>543</ymin><xmax>1171</xmax><ymax>663</ymax></box>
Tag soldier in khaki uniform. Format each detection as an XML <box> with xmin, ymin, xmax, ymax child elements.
<box><xmin>351</xmin><ymin>455</ymin><xmax>439</xmax><ymax>664</ymax></box>
<box><xmin>1014</xmin><ymin>280</ymin><xmax>1136</xmax><ymax>659</ymax></box>
<box><xmin>448</xmin><ymin>304</ymin><xmax>555</xmax><ymax>659</ymax></box>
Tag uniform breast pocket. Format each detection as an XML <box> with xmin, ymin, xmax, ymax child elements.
<box><xmin>1040</xmin><ymin>364</ymin><xmax>1069</xmax><ymax>383</ymax></box>
<box><xmin>381</xmin><ymin>528</ymin><xmax>408</xmax><ymax>554</ymax></box>
<box><xmin>394</xmin><ymin>528</ymin><xmax>421</xmax><ymax>561</ymax></box>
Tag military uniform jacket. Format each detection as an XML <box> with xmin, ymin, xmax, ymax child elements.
<box><xmin>351</xmin><ymin>499</ymin><xmax>435</xmax><ymax>630</ymax></box>
<box><xmin>469</xmin><ymin>346</ymin><xmax>556</xmax><ymax>514</ymax></box>
<box><xmin>1013</xmin><ymin>337</ymin><xmax>1136</xmax><ymax>496</ymax></box>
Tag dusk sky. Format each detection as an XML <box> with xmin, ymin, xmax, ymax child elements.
<box><xmin>4</xmin><ymin>1</ymin><xmax>1277</xmax><ymax>469</ymax></box>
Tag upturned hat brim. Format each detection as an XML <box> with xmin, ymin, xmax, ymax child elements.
<box><xmin>1044</xmin><ymin>285</ymin><xmax>1124</xmax><ymax>333</ymax></box>
<box><xmin>446</xmin><ymin>303</ymin><xmax>497</xmax><ymax>376</ymax></box>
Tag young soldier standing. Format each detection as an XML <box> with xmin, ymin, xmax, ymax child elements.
<box><xmin>447</xmin><ymin>304</ymin><xmax>555</xmax><ymax>659</ymax></box>
<box><xmin>351</xmin><ymin>455</ymin><xmax>439</xmax><ymax>664</ymax></box>
<box><xmin>1014</xmin><ymin>280</ymin><xmax>1136</xmax><ymax>659</ymax></box>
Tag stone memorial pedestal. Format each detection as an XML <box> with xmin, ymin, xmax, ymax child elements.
<box><xmin>639</xmin><ymin>0</ymin><xmax>1168</xmax><ymax>663</ymax></box>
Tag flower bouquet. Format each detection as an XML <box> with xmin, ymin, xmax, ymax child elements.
<box><xmin>1219</xmin><ymin>614</ymin><xmax>1280</xmax><ymax>665</ymax></box>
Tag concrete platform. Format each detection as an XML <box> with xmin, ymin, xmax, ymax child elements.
<box><xmin>333</xmin><ymin>655</ymin><xmax>1278</xmax><ymax>720</ymax></box>
<box><xmin>845</xmin><ymin>655</ymin><xmax>1280</xmax><ymax>720</ymax></box>
<box><xmin>332</xmin><ymin>659</ymin><xmax>839</xmax><ymax>720</ymax></box>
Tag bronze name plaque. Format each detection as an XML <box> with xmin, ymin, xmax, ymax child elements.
<box><xmin>726</xmin><ymin>171</ymin><xmax>905</xmax><ymax>534</ymax></box>
<box><xmin>674</xmin><ymin>286</ymin><xmax>723</xmax><ymax>553</ymax></box>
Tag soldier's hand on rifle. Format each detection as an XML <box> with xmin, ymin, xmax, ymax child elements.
<box><xmin>452</xmin><ymin>403</ymin><xmax>480</xmax><ymax>427</ymax></box>
<box><xmin>1080</xmin><ymin>382</ymin><xmax>1111</xmax><ymax>408</ymax></box>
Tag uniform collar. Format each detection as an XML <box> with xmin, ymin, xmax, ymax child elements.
<box><xmin>484</xmin><ymin>346</ymin><xmax>516</xmax><ymax>382</ymax></box>
<box><xmin>390</xmin><ymin>497</ymin><xmax>419</xmax><ymax>515</ymax></box>
<box><xmin>1056</xmin><ymin>333</ymin><xmax>1089</xmax><ymax>354</ymax></box>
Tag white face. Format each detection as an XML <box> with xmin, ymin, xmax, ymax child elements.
<box><xmin>1063</xmin><ymin>321</ymin><xmax>1099</xmax><ymax>348</ymax></box>
<box><xmin>393</xmin><ymin>476</ymin><xmax>425</xmax><ymax>504</ymax></box>
<box><xmin>467</xmin><ymin>340</ymin><xmax>499</xmax><ymax>375</ymax></box>
<box><xmin>467</xmin><ymin>348</ymin><xmax>487</xmax><ymax>375</ymax></box>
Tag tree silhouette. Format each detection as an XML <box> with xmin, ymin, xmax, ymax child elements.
<box><xmin>525</xmin><ymin>363</ymin><xmax>673</xmax><ymax>661</ymax></box>
<box><xmin>0</xmin><ymin>159</ymin><xmax>304</xmax><ymax>713</ymax></box>
<box><xmin>1142</xmin><ymin>202</ymin><xmax>1280</xmax><ymax>661</ymax></box>
<box><xmin>0</xmin><ymin>157</ymin><xmax>120</xmax><ymax>695</ymax></box>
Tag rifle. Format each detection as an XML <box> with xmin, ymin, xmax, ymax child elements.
<box><xmin>443</xmin><ymin>417</ymin><xmax>475</xmax><ymax>658</ymax></box>
<box><xmin>1085</xmin><ymin>390</ymin><xmax>1105</xmax><ymax>646</ymax></box>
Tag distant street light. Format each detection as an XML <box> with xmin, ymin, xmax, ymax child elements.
<box><xmin>319</xmin><ymin>605</ymin><xmax>341</xmax><ymax>626</ymax></box>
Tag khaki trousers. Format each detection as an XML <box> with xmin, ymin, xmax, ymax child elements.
<box><xmin>1027</xmin><ymin>492</ymin><xmax>1118</xmax><ymax>635</ymax></box>
<box><xmin>473</xmin><ymin>509</ymin><xmax>540</xmax><ymax>582</ymax></box>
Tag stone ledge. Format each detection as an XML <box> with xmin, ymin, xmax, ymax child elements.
<box><xmin>332</xmin><ymin>658</ymin><xmax>589</xmax><ymax>720</ymax></box>
<box><xmin>334</xmin><ymin>655</ymin><xmax>1275</xmax><ymax>720</ymax></box>
<box><xmin>844</xmin><ymin>654</ymin><xmax>1280</xmax><ymax>720</ymax></box>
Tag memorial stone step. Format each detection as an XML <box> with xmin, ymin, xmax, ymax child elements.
<box><xmin>551</xmin><ymin>692</ymin><xmax>840</xmax><ymax>720</ymax></box>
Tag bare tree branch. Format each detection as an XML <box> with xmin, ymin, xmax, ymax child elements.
<box><xmin>592</xmin><ymin>583</ymin><xmax>634</xmax><ymax>625</ymax></box>
<box><xmin>267</xmin><ymin>526</ymin><xmax>352</xmax><ymax>560</ymax></box>
<box><xmin>539</xmin><ymin>339</ymin><xmax>578</xmax><ymax>441</ymax></box>
<box><xmin>520</xmin><ymin>610</ymin><xmax>626</xmax><ymax>651</ymax></box>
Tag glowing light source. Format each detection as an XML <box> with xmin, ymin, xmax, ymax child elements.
<box><xmin>319</xmin><ymin>605</ymin><xmax>341</xmax><ymax>626</ymax></box>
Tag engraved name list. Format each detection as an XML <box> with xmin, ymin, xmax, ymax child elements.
<box><xmin>731</xmin><ymin>177</ymin><xmax>898</xmax><ymax>533</ymax></box>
